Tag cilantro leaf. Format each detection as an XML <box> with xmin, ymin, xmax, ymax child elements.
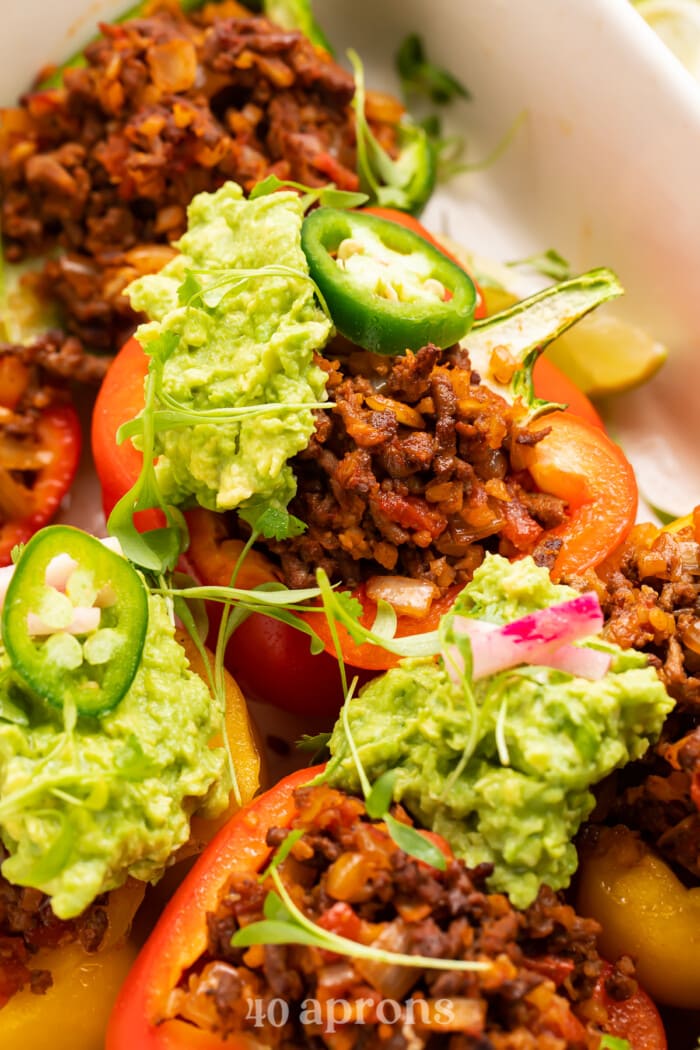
<box><xmin>238</xmin><ymin>503</ymin><xmax>306</xmax><ymax>541</ymax></box>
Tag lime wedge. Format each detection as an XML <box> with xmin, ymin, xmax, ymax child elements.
<box><xmin>543</xmin><ymin>312</ymin><xmax>668</xmax><ymax>397</ymax></box>
<box><xmin>634</xmin><ymin>0</ymin><xmax>700</xmax><ymax>81</ymax></box>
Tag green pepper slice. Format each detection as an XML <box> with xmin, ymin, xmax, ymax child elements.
<box><xmin>2</xmin><ymin>526</ymin><xmax>149</xmax><ymax>717</ymax></box>
<box><xmin>301</xmin><ymin>208</ymin><xmax>476</xmax><ymax>355</ymax></box>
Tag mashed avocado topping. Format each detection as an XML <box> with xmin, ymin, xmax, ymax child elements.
<box><xmin>325</xmin><ymin>555</ymin><xmax>674</xmax><ymax>908</ymax></box>
<box><xmin>0</xmin><ymin>595</ymin><xmax>228</xmax><ymax>919</ymax></box>
<box><xmin>127</xmin><ymin>181</ymin><xmax>331</xmax><ymax>514</ymax></box>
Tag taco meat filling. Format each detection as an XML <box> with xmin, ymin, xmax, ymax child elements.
<box><xmin>0</xmin><ymin>1</ymin><xmax>400</xmax><ymax>356</ymax></box>
<box><xmin>252</xmin><ymin>343</ymin><xmax>567</xmax><ymax>592</ymax></box>
<box><xmin>568</xmin><ymin>511</ymin><xmax>700</xmax><ymax>881</ymax></box>
<box><xmin>562</xmin><ymin>512</ymin><xmax>700</xmax><ymax>881</ymax></box>
<box><xmin>0</xmin><ymin>844</ymin><xmax>109</xmax><ymax>1005</ymax></box>
<box><xmin>167</xmin><ymin>783</ymin><xmax>637</xmax><ymax>1049</ymax></box>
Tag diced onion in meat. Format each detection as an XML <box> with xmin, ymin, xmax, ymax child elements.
<box><xmin>354</xmin><ymin>922</ymin><xmax>420</xmax><ymax>999</ymax></box>
<box><xmin>366</xmin><ymin>575</ymin><xmax>438</xmax><ymax>619</ymax></box>
<box><xmin>415</xmin><ymin>997</ymin><xmax>486</xmax><ymax>1033</ymax></box>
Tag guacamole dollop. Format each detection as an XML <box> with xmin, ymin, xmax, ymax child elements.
<box><xmin>0</xmin><ymin>596</ymin><xmax>228</xmax><ymax>919</ymax></box>
<box><xmin>127</xmin><ymin>182</ymin><xmax>332</xmax><ymax>513</ymax></box>
<box><xmin>325</xmin><ymin>555</ymin><xmax>674</xmax><ymax>908</ymax></box>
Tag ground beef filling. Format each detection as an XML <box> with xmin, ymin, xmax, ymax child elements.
<box><xmin>567</xmin><ymin>512</ymin><xmax>700</xmax><ymax>880</ymax></box>
<box><xmin>167</xmin><ymin>784</ymin><xmax>633</xmax><ymax>1049</ymax></box>
<box><xmin>259</xmin><ymin>344</ymin><xmax>567</xmax><ymax>592</ymax></box>
<box><xmin>0</xmin><ymin>1</ymin><xmax>400</xmax><ymax>354</ymax></box>
<box><xmin>0</xmin><ymin>845</ymin><xmax>108</xmax><ymax>1007</ymax></box>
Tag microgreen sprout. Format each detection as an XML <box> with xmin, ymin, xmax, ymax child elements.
<box><xmin>313</xmin><ymin>567</ymin><xmax>442</xmax><ymax>661</ymax></box>
<box><xmin>349</xmin><ymin>49</ymin><xmax>435</xmax><ymax>214</ymax></box>
<box><xmin>507</xmin><ymin>248</ymin><xmax>573</xmax><ymax>282</ymax></box>
<box><xmin>107</xmin><ymin>331</ymin><xmax>190</xmax><ymax>575</ymax></box>
<box><xmin>437</xmin><ymin>611</ymin><xmax>481</xmax><ymax>799</ymax></box>
<box><xmin>258</xmin><ymin>827</ymin><xmax>305</xmax><ymax>882</ymax></box>
<box><xmin>296</xmin><ymin>731</ymin><xmax>332</xmax><ymax>754</ymax></box>
<box><xmin>250</xmin><ymin>173</ymin><xmax>368</xmax><ymax>211</ymax></box>
<box><xmin>333</xmin><ymin>678</ymin><xmax>448</xmax><ymax>872</ymax></box>
<box><xmin>232</xmin><ymin>866</ymin><xmax>490</xmax><ymax>972</ymax></box>
<box><xmin>396</xmin><ymin>34</ymin><xmax>470</xmax><ymax>106</ymax></box>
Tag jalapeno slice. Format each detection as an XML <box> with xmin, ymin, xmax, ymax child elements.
<box><xmin>301</xmin><ymin>208</ymin><xmax>476</xmax><ymax>355</ymax></box>
<box><xmin>1</xmin><ymin>525</ymin><xmax>149</xmax><ymax>717</ymax></box>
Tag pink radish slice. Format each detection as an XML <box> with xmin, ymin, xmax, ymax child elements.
<box><xmin>542</xmin><ymin>644</ymin><xmax>610</xmax><ymax>679</ymax></box>
<box><xmin>444</xmin><ymin>593</ymin><xmax>609</xmax><ymax>682</ymax></box>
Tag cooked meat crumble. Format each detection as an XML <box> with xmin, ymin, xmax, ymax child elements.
<box><xmin>0</xmin><ymin>0</ymin><xmax>400</xmax><ymax>354</ymax></box>
<box><xmin>167</xmin><ymin>784</ymin><xmax>634</xmax><ymax>1048</ymax></box>
<box><xmin>0</xmin><ymin>844</ymin><xmax>109</xmax><ymax>1007</ymax></box>
<box><xmin>258</xmin><ymin>343</ymin><xmax>567</xmax><ymax>591</ymax></box>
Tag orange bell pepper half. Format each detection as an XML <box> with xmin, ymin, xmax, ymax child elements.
<box><xmin>519</xmin><ymin>411</ymin><xmax>637</xmax><ymax>581</ymax></box>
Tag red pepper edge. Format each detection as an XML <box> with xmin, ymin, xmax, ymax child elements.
<box><xmin>106</xmin><ymin>765</ymin><xmax>322</xmax><ymax>1050</ymax></box>
<box><xmin>0</xmin><ymin>403</ymin><xmax>82</xmax><ymax>566</ymax></box>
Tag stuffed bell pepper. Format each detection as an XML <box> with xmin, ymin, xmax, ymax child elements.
<box><xmin>108</xmin><ymin>552</ymin><xmax>674</xmax><ymax>1048</ymax></box>
<box><xmin>91</xmin><ymin>181</ymin><xmax>637</xmax><ymax>716</ymax></box>
<box><xmin>0</xmin><ymin>524</ymin><xmax>260</xmax><ymax>1049</ymax></box>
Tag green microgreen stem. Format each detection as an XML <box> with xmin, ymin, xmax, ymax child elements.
<box><xmin>495</xmin><ymin>696</ymin><xmax>510</xmax><ymax>766</ymax></box>
<box><xmin>232</xmin><ymin>868</ymin><xmax>490</xmax><ymax>973</ymax></box>
<box><xmin>314</xmin><ymin>568</ymin><xmax>441</xmax><ymax>658</ymax></box>
<box><xmin>258</xmin><ymin>827</ymin><xmax>305</xmax><ymax>882</ymax></box>
<box><xmin>250</xmin><ymin>173</ymin><xmax>368</xmax><ymax>211</ymax></box>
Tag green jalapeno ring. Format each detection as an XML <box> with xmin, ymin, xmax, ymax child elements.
<box><xmin>2</xmin><ymin>526</ymin><xmax>149</xmax><ymax>717</ymax></box>
<box><xmin>301</xmin><ymin>207</ymin><xmax>476</xmax><ymax>356</ymax></box>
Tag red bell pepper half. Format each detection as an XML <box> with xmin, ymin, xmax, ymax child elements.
<box><xmin>106</xmin><ymin>767</ymin><xmax>666</xmax><ymax>1050</ymax></box>
<box><xmin>0</xmin><ymin>402</ymin><xmax>82</xmax><ymax>566</ymax></box>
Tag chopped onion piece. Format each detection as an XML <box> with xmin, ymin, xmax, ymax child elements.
<box><xmin>27</xmin><ymin>606</ymin><xmax>101</xmax><ymax>636</ymax></box>
<box><xmin>353</xmin><ymin>922</ymin><xmax>419</xmax><ymax>998</ymax></box>
<box><xmin>415</xmin><ymin>997</ymin><xmax>486</xmax><ymax>1033</ymax></box>
<box><xmin>444</xmin><ymin>593</ymin><xmax>608</xmax><ymax>682</ymax></box>
<box><xmin>366</xmin><ymin>575</ymin><xmax>438</xmax><ymax>619</ymax></box>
